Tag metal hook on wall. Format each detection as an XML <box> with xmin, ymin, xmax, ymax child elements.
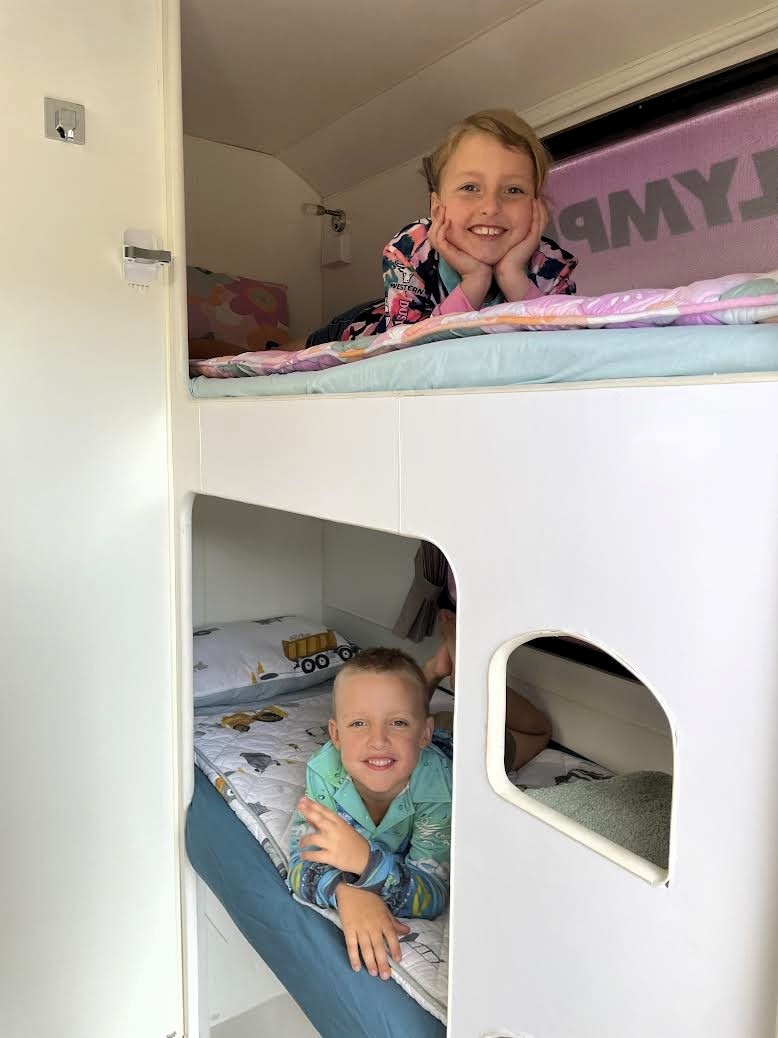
<box><xmin>302</xmin><ymin>202</ymin><xmax>347</xmax><ymax>233</ymax></box>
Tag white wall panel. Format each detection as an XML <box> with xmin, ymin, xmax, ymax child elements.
<box><xmin>192</xmin><ymin>497</ymin><xmax>323</xmax><ymax>626</ymax></box>
<box><xmin>400</xmin><ymin>377</ymin><xmax>778</xmax><ymax>1038</ymax></box>
<box><xmin>322</xmin><ymin>522</ymin><xmax>418</xmax><ymax>631</ymax></box>
<box><xmin>184</xmin><ymin>136</ymin><xmax>322</xmax><ymax>338</ymax></box>
<box><xmin>2</xmin><ymin>3</ymin><xmax>181</xmax><ymax>1037</ymax></box>
<box><xmin>199</xmin><ymin>397</ymin><xmax>401</xmax><ymax>530</ymax></box>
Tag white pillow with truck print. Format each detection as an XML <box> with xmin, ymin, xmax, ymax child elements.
<box><xmin>193</xmin><ymin>615</ymin><xmax>358</xmax><ymax>707</ymax></box>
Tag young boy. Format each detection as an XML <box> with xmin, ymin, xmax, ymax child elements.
<box><xmin>288</xmin><ymin>648</ymin><xmax>452</xmax><ymax>981</ymax></box>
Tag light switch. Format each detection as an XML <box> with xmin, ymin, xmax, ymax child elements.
<box><xmin>44</xmin><ymin>97</ymin><xmax>85</xmax><ymax>144</ymax></box>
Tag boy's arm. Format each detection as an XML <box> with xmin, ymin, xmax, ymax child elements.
<box><xmin>288</xmin><ymin>772</ymin><xmax>350</xmax><ymax>910</ymax></box>
<box><xmin>288</xmin><ymin>811</ymin><xmax>349</xmax><ymax>909</ymax></box>
<box><xmin>335</xmin><ymin>884</ymin><xmax>409</xmax><ymax>980</ymax></box>
<box><xmin>349</xmin><ymin>799</ymin><xmax>451</xmax><ymax>919</ymax></box>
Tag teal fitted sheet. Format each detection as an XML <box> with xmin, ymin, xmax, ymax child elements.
<box><xmin>189</xmin><ymin>325</ymin><xmax>778</xmax><ymax>399</ymax></box>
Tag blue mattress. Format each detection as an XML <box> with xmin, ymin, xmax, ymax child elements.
<box><xmin>190</xmin><ymin>325</ymin><xmax>778</xmax><ymax>398</ymax></box>
<box><xmin>186</xmin><ymin>766</ymin><xmax>446</xmax><ymax>1038</ymax></box>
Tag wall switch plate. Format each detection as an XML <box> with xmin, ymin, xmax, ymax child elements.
<box><xmin>44</xmin><ymin>97</ymin><xmax>85</xmax><ymax>144</ymax></box>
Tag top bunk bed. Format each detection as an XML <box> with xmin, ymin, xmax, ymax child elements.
<box><xmin>183</xmin><ymin>56</ymin><xmax>778</xmax><ymax>409</ymax></box>
<box><xmin>176</xmin><ymin>31</ymin><xmax>778</xmax><ymax>533</ymax></box>
<box><xmin>186</xmin><ymin>275</ymin><xmax>778</xmax><ymax>526</ymax></box>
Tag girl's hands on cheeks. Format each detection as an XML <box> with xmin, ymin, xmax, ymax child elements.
<box><xmin>297</xmin><ymin>797</ymin><xmax>370</xmax><ymax>877</ymax></box>
<box><xmin>336</xmin><ymin>884</ymin><xmax>410</xmax><ymax>980</ymax></box>
<box><xmin>428</xmin><ymin>201</ymin><xmax>492</xmax><ymax>309</ymax></box>
<box><xmin>494</xmin><ymin>196</ymin><xmax>548</xmax><ymax>301</ymax></box>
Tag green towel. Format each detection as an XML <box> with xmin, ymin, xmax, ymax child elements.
<box><xmin>526</xmin><ymin>771</ymin><xmax>672</xmax><ymax>869</ymax></box>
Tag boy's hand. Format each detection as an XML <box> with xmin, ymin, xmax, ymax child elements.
<box><xmin>336</xmin><ymin>884</ymin><xmax>410</xmax><ymax>979</ymax></box>
<box><xmin>494</xmin><ymin>197</ymin><xmax>547</xmax><ymax>301</ymax></box>
<box><xmin>297</xmin><ymin>797</ymin><xmax>371</xmax><ymax>876</ymax></box>
<box><xmin>429</xmin><ymin>202</ymin><xmax>492</xmax><ymax>307</ymax></box>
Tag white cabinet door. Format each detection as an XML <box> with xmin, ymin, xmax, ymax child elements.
<box><xmin>1</xmin><ymin>4</ymin><xmax>182</xmax><ymax>1037</ymax></box>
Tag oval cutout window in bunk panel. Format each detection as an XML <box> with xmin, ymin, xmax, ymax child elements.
<box><xmin>486</xmin><ymin>635</ymin><xmax>673</xmax><ymax>885</ymax></box>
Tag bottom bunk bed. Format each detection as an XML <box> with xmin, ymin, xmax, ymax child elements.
<box><xmin>187</xmin><ymin>768</ymin><xmax>445</xmax><ymax>1038</ymax></box>
<box><xmin>186</xmin><ymin>683</ymin><xmax>668</xmax><ymax>1037</ymax></box>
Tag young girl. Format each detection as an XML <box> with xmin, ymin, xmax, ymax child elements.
<box><xmin>300</xmin><ymin>108</ymin><xmax>577</xmax><ymax>348</ymax></box>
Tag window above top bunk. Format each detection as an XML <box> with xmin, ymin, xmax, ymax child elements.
<box><xmin>542</xmin><ymin>62</ymin><xmax>778</xmax><ymax>295</ymax></box>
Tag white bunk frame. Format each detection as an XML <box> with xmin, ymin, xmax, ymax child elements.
<box><xmin>162</xmin><ymin>11</ymin><xmax>778</xmax><ymax>1037</ymax></box>
<box><xmin>172</xmin><ymin>373</ymin><xmax>778</xmax><ymax>1038</ymax></box>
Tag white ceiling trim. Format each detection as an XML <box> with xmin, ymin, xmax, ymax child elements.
<box><xmin>524</xmin><ymin>2</ymin><xmax>778</xmax><ymax>136</ymax></box>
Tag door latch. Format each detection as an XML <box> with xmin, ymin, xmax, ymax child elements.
<box><xmin>122</xmin><ymin>230</ymin><xmax>172</xmax><ymax>286</ymax></box>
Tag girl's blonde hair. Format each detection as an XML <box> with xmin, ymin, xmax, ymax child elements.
<box><xmin>422</xmin><ymin>108</ymin><xmax>551</xmax><ymax>197</ymax></box>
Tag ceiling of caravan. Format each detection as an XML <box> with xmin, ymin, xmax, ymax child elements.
<box><xmin>181</xmin><ymin>0</ymin><xmax>778</xmax><ymax>196</ymax></box>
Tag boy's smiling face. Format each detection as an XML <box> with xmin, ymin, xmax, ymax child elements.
<box><xmin>431</xmin><ymin>130</ymin><xmax>536</xmax><ymax>266</ymax></box>
<box><xmin>329</xmin><ymin>670</ymin><xmax>433</xmax><ymax>806</ymax></box>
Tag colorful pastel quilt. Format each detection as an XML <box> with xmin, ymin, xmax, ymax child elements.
<box><xmin>190</xmin><ymin>272</ymin><xmax>778</xmax><ymax>379</ymax></box>
<box><xmin>193</xmin><ymin>685</ymin><xmax>612</xmax><ymax>1022</ymax></box>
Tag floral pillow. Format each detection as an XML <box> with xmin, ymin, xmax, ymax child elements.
<box><xmin>187</xmin><ymin>266</ymin><xmax>290</xmax><ymax>353</ymax></box>
<box><xmin>193</xmin><ymin>615</ymin><xmax>358</xmax><ymax>708</ymax></box>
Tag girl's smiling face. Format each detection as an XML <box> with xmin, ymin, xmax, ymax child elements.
<box><xmin>431</xmin><ymin>130</ymin><xmax>536</xmax><ymax>265</ymax></box>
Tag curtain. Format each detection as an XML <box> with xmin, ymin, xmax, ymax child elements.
<box><xmin>393</xmin><ymin>542</ymin><xmax>448</xmax><ymax>643</ymax></box>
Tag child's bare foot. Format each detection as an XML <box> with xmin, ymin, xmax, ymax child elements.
<box><xmin>438</xmin><ymin>609</ymin><xmax>455</xmax><ymax>645</ymax></box>
<box><xmin>423</xmin><ymin>641</ymin><xmax>452</xmax><ymax>692</ymax></box>
<box><xmin>437</xmin><ymin>609</ymin><xmax>457</xmax><ymax>689</ymax></box>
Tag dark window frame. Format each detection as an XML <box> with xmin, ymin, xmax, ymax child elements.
<box><xmin>544</xmin><ymin>51</ymin><xmax>778</xmax><ymax>162</ymax></box>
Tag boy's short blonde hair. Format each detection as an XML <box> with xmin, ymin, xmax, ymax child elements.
<box><xmin>422</xmin><ymin>108</ymin><xmax>551</xmax><ymax>198</ymax></box>
<box><xmin>332</xmin><ymin>647</ymin><xmax>429</xmax><ymax>717</ymax></box>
